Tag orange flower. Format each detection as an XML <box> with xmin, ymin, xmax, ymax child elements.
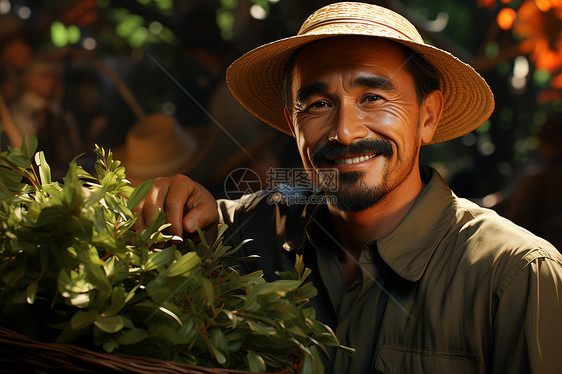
<box><xmin>497</xmin><ymin>8</ymin><xmax>517</xmax><ymax>29</ymax></box>
<box><xmin>513</xmin><ymin>0</ymin><xmax>562</xmax><ymax>72</ymax></box>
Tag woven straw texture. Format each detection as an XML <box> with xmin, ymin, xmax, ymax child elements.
<box><xmin>0</xmin><ymin>327</ymin><xmax>295</xmax><ymax>374</ymax></box>
<box><xmin>226</xmin><ymin>2</ymin><xmax>494</xmax><ymax>144</ymax></box>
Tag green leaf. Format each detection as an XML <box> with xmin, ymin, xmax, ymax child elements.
<box><xmin>209</xmin><ymin>328</ymin><xmax>228</xmax><ymax>364</ymax></box>
<box><xmin>144</xmin><ymin>246</ymin><xmax>175</xmax><ymax>272</ymax></box>
<box><xmin>0</xmin><ymin>165</ymin><xmax>26</xmax><ymax>191</ymax></box>
<box><xmin>70</xmin><ymin>310</ymin><xmax>98</xmax><ymax>330</ymax></box>
<box><xmin>84</xmin><ymin>184</ymin><xmax>107</xmax><ymax>208</ymax></box>
<box><xmin>196</xmin><ymin>227</ymin><xmax>209</xmax><ymax>248</ymax></box>
<box><xmin>168</xmin><ymin>251</ymin><xmax>201</xmax><ymax>277</ymax></box>
<box><xmin>69</xmin><ymin>292</ymin><xmax>91</xmax><ymax>308</ymax></box>
<box><xmin>127</xmin><ymin>179</ymin><xmax>155</xmax><ymax>210</ymax></box>
<box><xmin>247</xmin><ymin>350</ymin><xmax>266</xmax><ymax>372</ymax></box>
<box><xmin>25</xmin><ymin>279</ymin><xmax>39</xmax><ymax>304</ymax></box>
<box><xmin>200</xmin><ymin>276</ymin><xmax>215</xmax><ymax>307</ymax></box>
<box><xmin>7</xmin><ymin>151</ymin><xmax>30</xmax><ymax>168</ymax></box>
<box><xmin>206</xmin><ymin>334</ymin><xmax>226</xmax><ymax>365</ymax></box>
<box><xmin>28</xmin><ymin>136</ymin><xmax>38</xmax><ymax>159</ymax></box>
<box><xmin>19</xmin><ymin>134</ymin><xmax>28</xmax><ymax>159</ymax></box>
<box><xmin>94</xmin><ymin>315</ymin><xmax>125</xmax><ymax>333</ymax></box>
<box><xmin>154</xmin><ymin>305</ymin><xmax>183</xmax><ymax>326</ymax></box>
<box><xmin>84</xmin><ymin>262</ymin><xmax>111</xmax><ymax>293</ymax></box>
<box><xmin>2</xmin><ymin>265</ymin><xmax>27</xmax><ymax>286</ymax></box>
<box><xmin>102</xmin><ymin>339</ymin><xmax>119</xmax><ymax>353</ymax></box>
<box><xmin>140</xmin><ymin>209</ymin><xmax>167</xmax><ymax>241</ymax></box>
<box><xmin>103</xmin><ymin>285</ymin><xmax>126</xmax><ymax>317</ymax></box>
<box><xmin>116</xmin><ymin>327</ymin><xmax>149</xmax><ymax>345</ymax></box>
<box><xmin>301</xmin><ymin>346</ymin><xmax>323</xmax><ymax>374</ymax></box>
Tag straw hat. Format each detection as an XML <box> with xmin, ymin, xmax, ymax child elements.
<box><xmin>115</xmin><ymin>113</ymin><xmax>211</xmax><ymax>185</ymax></box>
<box><xmin>226</xmin><ymin>2</ymin><xmax>495</xmax><ymax>144</ymax></box>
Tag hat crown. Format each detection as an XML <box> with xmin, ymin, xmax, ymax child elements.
<box><xmin>298</xmin><ymin>2</ymin><xmax>423</xmax><ymax>44</ymax></box>
<box><xmin>226</xmin><ymin>2</ymin><xmax>494</xmax><ymax>145</ymax></box>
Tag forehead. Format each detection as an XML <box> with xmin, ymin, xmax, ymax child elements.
<box><xmin>292</xmin><ymin>36</ymin><xmax>410</xmax><ymax>81</ymax></box>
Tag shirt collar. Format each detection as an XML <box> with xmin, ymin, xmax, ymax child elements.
<box><xmin>281</xmin><ymin>167</ymin><xmax>457</xmax><ymax>282</ymax></box>
<box><xmin>376</xmin><ymin>167</ymin><xmax>457</xmax><ymax>282</ymax></box>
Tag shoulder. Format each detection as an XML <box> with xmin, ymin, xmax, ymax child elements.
<box><xmin>451</xmin><ymin>196</ymin><xmax>558</xmax><ymax>254</ymax></box>
<box><xmin>446</xmin><ymin>196</ymin><xmax>562</xmax><ymax>290</ymax></box>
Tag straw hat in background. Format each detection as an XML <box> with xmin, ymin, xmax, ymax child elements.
<box><xmin>115</xmin><ymin>113</ymin><xmax>214</xmax><ymax>186</ymax></box>
<box><xmin>226</xmin><ymin>1</ymin><xmax>495</xmax><ymax>145</ymax></box>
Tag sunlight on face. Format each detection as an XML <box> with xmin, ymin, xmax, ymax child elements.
<box><xmin>287</xmin><ymin>37</ymin><xmax>425</xmax><ymax>212</ymax></box>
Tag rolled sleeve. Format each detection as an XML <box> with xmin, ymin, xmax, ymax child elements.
<box><xmin>493</xmin><ymin>252</ymin><xmax>562</xmax><ymax>373</ymax></box>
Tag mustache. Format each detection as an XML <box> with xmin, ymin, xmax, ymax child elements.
<box><xmin>311</xmin><ymin>138</ymin><xmax>393</xmax><ymax>166</ymax></box>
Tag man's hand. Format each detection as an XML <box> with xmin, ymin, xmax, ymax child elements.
<box><xmin>135</xmin><ymin>174</ymin><xmax>218</xmax><ymax>238</ymax></box>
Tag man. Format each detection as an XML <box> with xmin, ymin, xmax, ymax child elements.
<box><xmin>137</xmin><ymin>3</ymin><xmax>562</xmax><ymax>373</ymax></box>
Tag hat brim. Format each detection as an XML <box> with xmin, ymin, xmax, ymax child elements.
<box><xmin>114</xmin><ymin>125</ymin><xmax>215</xmax><ymax>185</ymax></box>
<box><xmin>226</xmin><ymin>32</ymin><xmax>494</xmax><ymax>145</ymax></box>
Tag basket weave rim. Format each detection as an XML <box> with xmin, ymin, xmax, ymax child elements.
<box><xmin>0</xmin><ymin>326</ymin><xmax>294</xmax><ymax>374</ymax></box>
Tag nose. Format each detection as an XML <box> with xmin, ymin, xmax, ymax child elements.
<box><xmin>328</xmin><ymin>102</ymin><xmax>369</xmax><ymax>145</ymax></box>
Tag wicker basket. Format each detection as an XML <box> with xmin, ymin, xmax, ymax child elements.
<box><xmin>0</xmin><ymin>327</ymin><xmax>298</xmax><ymax>374</ymax></box>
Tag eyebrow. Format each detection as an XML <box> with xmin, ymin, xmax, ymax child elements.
<box><xmin>295</xmin><ymin>82</ymin><xmax>328</xmax><ymax>106</ymax></box>
<box><xmin>294</xmin><ymin>75</ymin><xmax>395</xmax><ymax>106</ymax></box>
<box><xmin>353</xmin><ymin>75</ymin><xmax>395</xmax><ymax>91</ymax></box>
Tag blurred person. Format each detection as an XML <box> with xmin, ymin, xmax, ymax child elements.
<box><xmin>174</xmin><ymin>6</ymin><xmax>234</xmax><ymax>127</ymax></box>
<box><xmin>0</xmin><ymin>37</ymin><xmax>33</xmax><ymax>103</ymax></box>
<box><xmin>10</xmin><ymin>59</ymin><xmax>82</xmax><ymax>179</ymax></box>
<box><xmin>174</xmin><ymin>5</ymin><xmax>293</xmax><ymax>193</ymax></box>
<box><xmin>495</xmin><ymin>112</ymin><xmax>562</xmax><ymax>251</ymax></box>
<box><xmin>65</xmin><ymin>67</ymin><xmax>108</xmax><ymax>147</ymax></box>
<box><xmin>136</xmin><ymin>3</ymin><xmax>562</xmax><ymax>373</ymax></box>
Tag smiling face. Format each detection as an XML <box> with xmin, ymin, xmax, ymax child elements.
<box><xmin>284</xmin><ymin>37</ymin><xmax>442</xmax><ymax>212</ymax></box>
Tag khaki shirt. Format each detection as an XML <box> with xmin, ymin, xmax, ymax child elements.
<box><xmin>218</xmin><ymin>167</ymin><xmax>562</xmax><ymax>373</ymax></box>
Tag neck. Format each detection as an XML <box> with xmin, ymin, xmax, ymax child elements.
<box><xmin>328</xmin><ymin>171</ymin><xmax>424</xmax><ymax>256</ymax></box>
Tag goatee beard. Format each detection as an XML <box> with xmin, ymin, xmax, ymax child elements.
<box><xmin>311</xmin><ymin>139</ymin><xmax>395</xmax><ymax>212</ymax></box>
<box><xmin>331</xmin><ymin>171</ymin><xmax>389</xmax><ymax>212</ymax></box>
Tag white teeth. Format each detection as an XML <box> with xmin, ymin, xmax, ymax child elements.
<box><xmin>334</xmin><ymin>154</ymin><xmax>376</xmax><ymax>165</ymax></box>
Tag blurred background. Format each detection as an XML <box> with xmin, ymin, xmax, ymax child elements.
<box><xmin>0</xmin><ymin>0</ymin><xmax>561</xmax><ymax>247</ymax></box>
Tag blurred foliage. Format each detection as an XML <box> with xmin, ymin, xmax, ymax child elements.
<box><xmin>2</xmin><ymin>0</ymin><xmax>561</xmax><ymax>197</ymax></box>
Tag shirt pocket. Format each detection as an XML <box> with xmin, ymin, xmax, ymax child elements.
<box><xmin>374</xmin><ymin>344</ymin><xmax>480</xmax><ymax>374</ymax></box>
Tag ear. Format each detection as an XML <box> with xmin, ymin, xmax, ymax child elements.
<box><xmin>419</xmin><ymin>90</ymin><xmax>443</xmax><ymax>145</ymax></box>
<box><xmin>284</xmin><ymin>107</ymin><xmax>296</xmax><ymax>137</ymax></box>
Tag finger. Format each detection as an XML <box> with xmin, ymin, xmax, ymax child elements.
<box><xmin>183</xmin><ymin>183</ymin><xmax>218</xmax><ymax>234</ymax></box>
<box><xmin>164</xmin><ymin>189</ymin><xmax>192</xmax><ymax>238</ymax></box>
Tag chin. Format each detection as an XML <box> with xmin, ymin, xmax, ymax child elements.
<box><xmin>327</xmin><ymin>179</ymin><xmax>388</xmax><ymax>212</ymax></box>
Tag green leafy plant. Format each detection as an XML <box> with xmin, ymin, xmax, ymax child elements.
<box><xmin>0</xmin><ymin>138</ymin><xmax>352</xmax><ymax>373</ymax></box>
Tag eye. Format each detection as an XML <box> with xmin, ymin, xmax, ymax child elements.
<box><xmin>310</xmin><ymin>101</ymin><xmax>330</xmax><ymax>109</ymax></box>
<box><xmin>363</xmin><ymin>94</ymin><xmax>382</xmax><ymax>103</ymax></box>
<box><xmin>302</xmin><ymin>100</ymin><xmax>331</xmax><ymax>114</ymax></box>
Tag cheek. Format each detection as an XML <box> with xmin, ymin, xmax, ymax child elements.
<box><xmin>364</xmin><ymin>103</ymin><xmax>418</xmax><ymax>145</ymax></box>
<box><xmin>294</xmin><ymin>130</ymin><xmax>314</xmax><ymax>167</ymax></box>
